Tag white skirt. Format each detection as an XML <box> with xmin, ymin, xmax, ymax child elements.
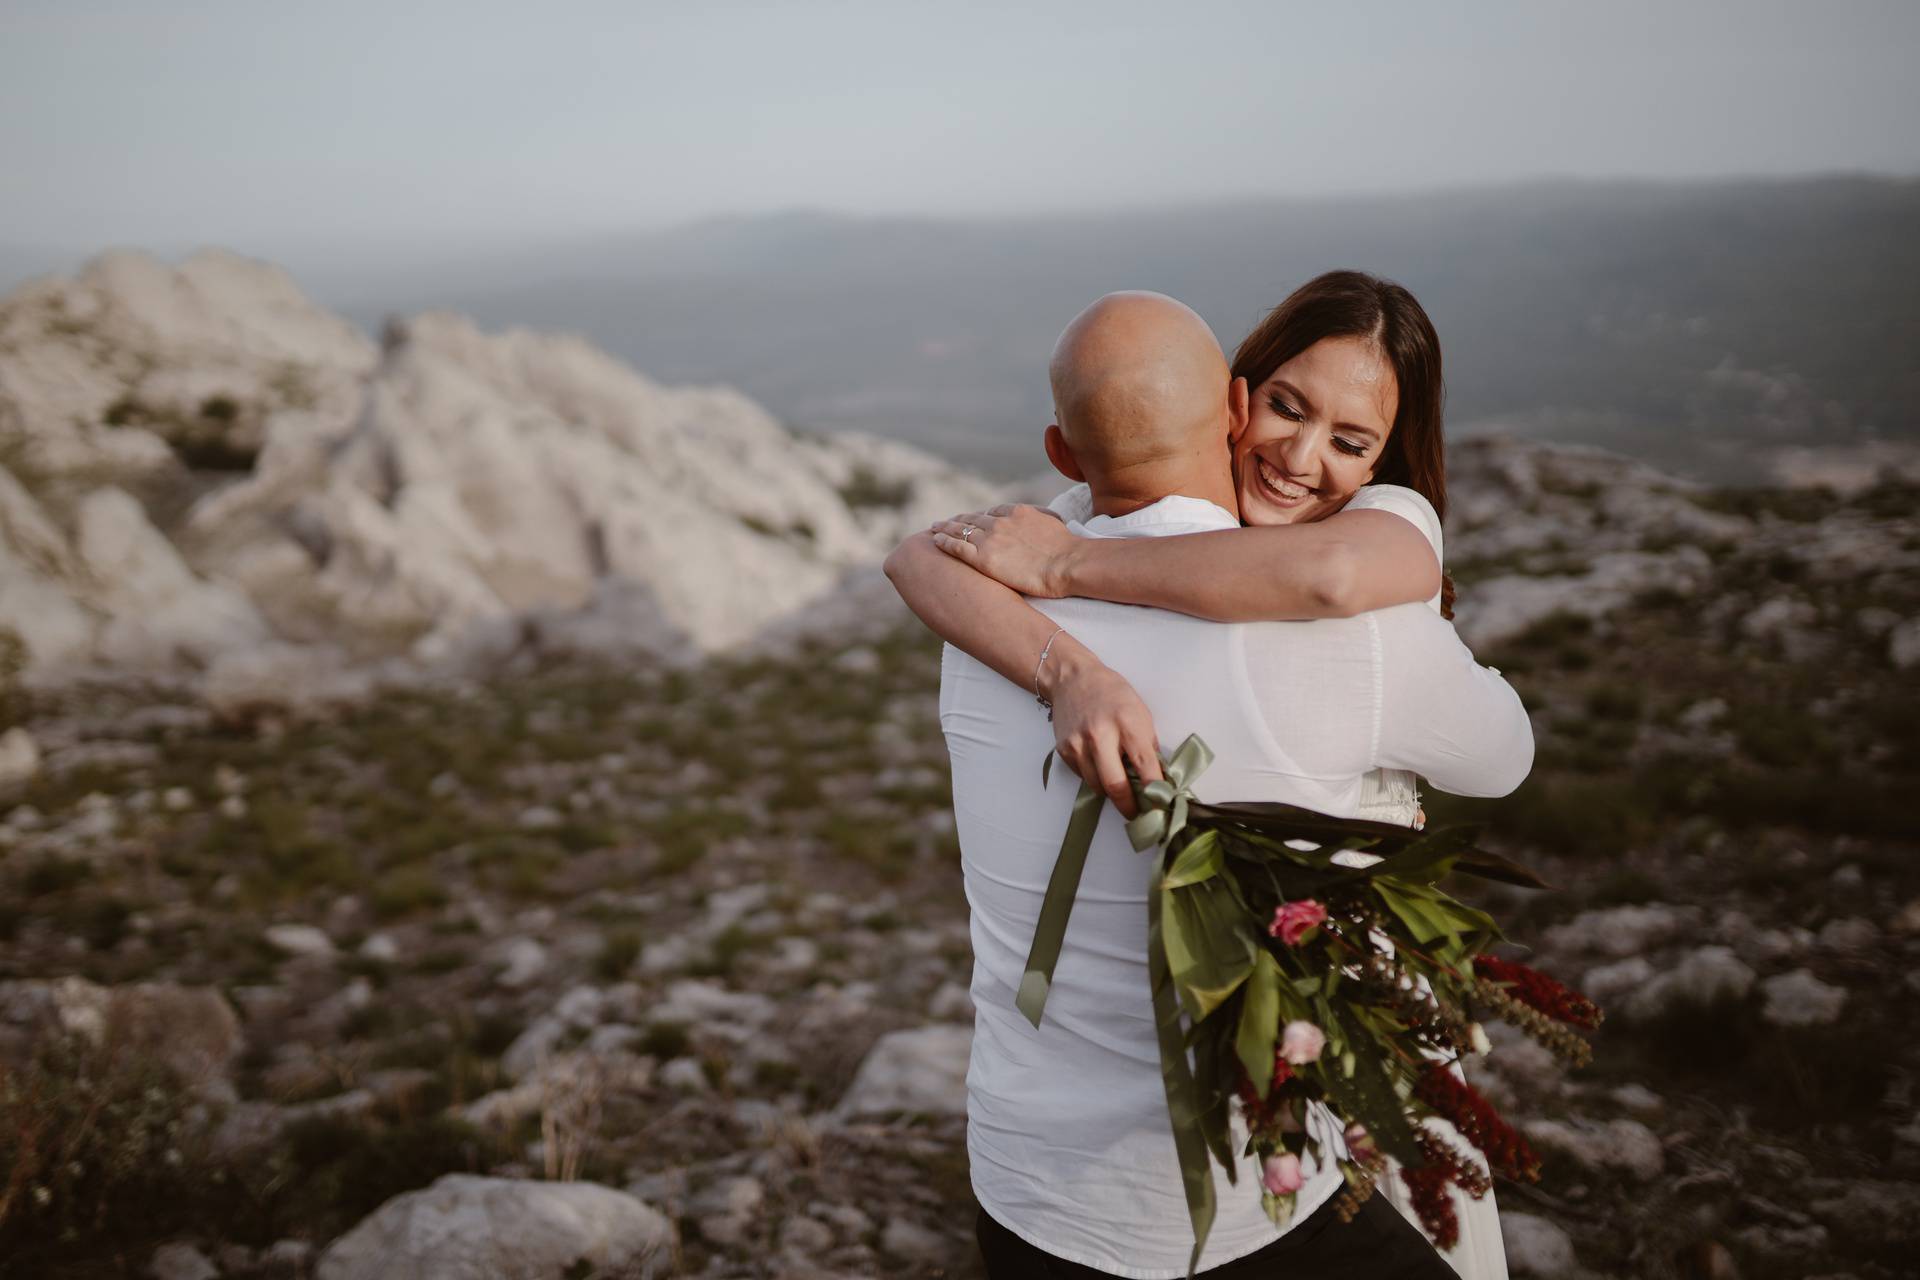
<box><xmin>1354</xmin><ymin>770</ymin><xmax>1508</xmax><ymax>1280</ymax></box>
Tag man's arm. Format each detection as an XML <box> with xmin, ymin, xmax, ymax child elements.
<box><xmin>1372</xmin><ymin>607</ymin><xmax>1535</xmax><ymax>797</ymax></box>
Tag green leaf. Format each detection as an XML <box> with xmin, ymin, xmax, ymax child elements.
<box><xmin>1191</xmin><ymin>1026</ymin><xmax>1237</xmax><ymax>1181</ymax></box>
<box><xmin>1374</xmin><ymin>882</ymin><xmax>1454</xmax><ymax>945</ymax></box>
<box><xmin>1234</xmin><ymin>951</ymin><xmax>1282</xmax><ymax>1099</ymax></box>
<box><xmin>1163</xmin><ymin>830</ymin><xmax>1224</xmax><ymax>889</ymax></box>
<box><xmin>1161</xmin><ymin>878</ymin><xmax>1256</xmax><ymax>1022</ymax></box>
<box><xmin>1146</xmin><ymin>887</ymin><xmax>1218</xmax><ymax>1274</ymax></box>
<box><xmin>1369</xmin><ymin>825</ymin><xmax>1479</xmax><ymax>882</ymax></box>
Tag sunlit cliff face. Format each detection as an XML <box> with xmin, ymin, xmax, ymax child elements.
<box><xmin>1231</xmin><ymin>335</ymin><xmax>1399</xmax><ymax>526</ymax></box>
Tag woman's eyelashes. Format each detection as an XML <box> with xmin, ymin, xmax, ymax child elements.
<box><xmin>1265</xmin><ymin>394</ymin><xmax>1368</xmax><ymax>458</ymax></box>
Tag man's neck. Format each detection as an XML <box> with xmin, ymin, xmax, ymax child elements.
<box><xmin>1087</xmin><ymin>467</ymin><xmax>1239</xmax><ymax>520</ymax></box>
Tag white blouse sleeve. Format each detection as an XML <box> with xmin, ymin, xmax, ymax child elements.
<box><xmin>1342</xmin><ymin>484</ymin><xmax>1443</xmax><ymax>612</ymax></box>
<box><xmin>1370</xmin><ymin>605</ymin><xmax>1534</xmax><ymax>798</ymax></box>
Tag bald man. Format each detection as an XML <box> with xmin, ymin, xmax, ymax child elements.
<box><xmin>1040</xmin><ymin>290</ymin><xmax>1249</xmax><ymax>517</ymax></box>
<box><xmin>890</xmin><ymin>291</ymin><xmax>1528</xmax><ymax>1277</ymax></box>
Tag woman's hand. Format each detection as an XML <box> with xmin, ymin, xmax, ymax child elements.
<box><xmin>930</xmin><ymin>504</ymin><xmax>1079</xmax><ymax>598</ymax></box>
<box><xmin>1039</xmin><ymin>637</ymin><xmax>1164</xmax><ymax>818</ymax></box>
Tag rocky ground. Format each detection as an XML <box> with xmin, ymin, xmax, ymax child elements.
<box><xmin>3</xmin><ymin>444</ymin><xmax>1917</xmax><ymax>1279</ymax></box>
<box><xmin>2</xmin><ymin>251</ymin><xmax>1918</xmax><ymax>1278</ymax></box>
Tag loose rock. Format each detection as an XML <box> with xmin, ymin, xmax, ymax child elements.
<box><xmin>1760</xmin><ymin>969</ymin><xmax>1849</xmax><ymax>1027</ymax></box>
<box><xmin>832</xmin><ymin>1023</ymin><xmax>972</xmax><ymax>1119</ymax></box>
<box><xmin>1501</xmin><ymin>1212</ymin><xmax>1577</xmax><ymax>1276</ymax></box>
<box><xmin>264</xmin><ymin>923</ymin><xmax>335</xmax><ymax>958</ymax></box>
<box><xmin>313</xmin><ymin>1173</ymin><xmax>675</xmax><ymax>1280</ymax></box>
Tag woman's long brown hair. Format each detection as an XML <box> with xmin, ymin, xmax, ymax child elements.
<box><xmin>1231</xmin><ymin>270</ymin><xmax>1456</xmax><ymax>618</ymax></box>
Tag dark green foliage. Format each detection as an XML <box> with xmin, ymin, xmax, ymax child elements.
<box><xmin>594</xmin><ymin>927</ymin><xmax>644</xmax><ymax>980</ymax></box>
<box><xmin>836</xmin><ymin>465</ymin><xmax>912</xmax><ymax>510</ymax></box>
<box><xmin>638</xmin><ymin>1022</ymin><xmax>691</xmax><ymax>1060</ymax></box>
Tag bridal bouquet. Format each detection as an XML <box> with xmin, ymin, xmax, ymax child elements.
<box><xmin>1019</xmin><ymin>736</ymin><xmax>1601</xmax><ymax>1278</ymax></box>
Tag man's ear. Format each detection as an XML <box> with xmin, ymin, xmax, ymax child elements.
<box><xmin>1043</xmin><ymin>424</ymin><xmax>1084</xmax><ymax>482</ymax></box>
<box><xmin>1226</xmin><ymin>376</ymin><xmax>1250</xmax><ymax>446</ymax></box>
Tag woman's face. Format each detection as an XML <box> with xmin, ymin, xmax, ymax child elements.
<box><xmin>1231</xmin><ymin>335</ymin><xmax>1399</xmax><ymax>527</ymax></box>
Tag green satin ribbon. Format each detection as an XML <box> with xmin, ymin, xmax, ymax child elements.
<box><xmin>1125</xmin><ymin>734</ymin><xmax>1214</xmax><ymax>852</ymax></box>
<box><xmin>1017</xmin><ymin>733</ymin><xmax>1220</xmax><ymax>1278</ymax></box>
<box><xmin>1017</xmin><ymin>733</ymin><xmax>1215</xmax><ymax>1028</ymax></box>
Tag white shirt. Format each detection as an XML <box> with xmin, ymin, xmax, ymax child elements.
<box><xmin>941</xmin><ymin>493</ymin><xmax>1532</xmax><ymax>1279</ymax></box>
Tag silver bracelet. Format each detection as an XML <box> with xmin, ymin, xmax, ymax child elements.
<box><xmin>1032</xmin><ymin>627</ymin><xmax>1066</xmax><ymax>720</ymax></box>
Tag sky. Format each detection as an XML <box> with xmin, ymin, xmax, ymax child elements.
<box><xmin>3</xmin><ymin>0</ymin><xmax>1918</xmax><ymax>262</ymax></box>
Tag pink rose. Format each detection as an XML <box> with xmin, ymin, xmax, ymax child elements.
<box><xmin>1268</xmin><ymin>899</ymin><xmax>1327</xmax><ymax>946</ymax></box>
<box><xmin>1344</xmin><ymin>1122</ymin><xmax>1378</xmax><ymax>1164</ymax></box>
<box><xmin>1262</xmin><ymin>1152</ymin><xmax>1304</xmax><ymax>1196</ymax></box>
<box><xmin>1280</xmin><ymin>1020</ymin><xmax>1326</xmax><ymax>1066</ymax></box>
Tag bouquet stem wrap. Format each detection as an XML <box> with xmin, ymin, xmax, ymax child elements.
<box><xmin>1017</xmin><ymin>734</ymin><xmax>1558</xmax><ymax>1279</ymax></box>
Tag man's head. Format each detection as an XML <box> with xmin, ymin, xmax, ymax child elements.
<box><xmin>1044</xmin><ymin>291</ymin><xmax>1248</xmax><ymax>516</ymax></box>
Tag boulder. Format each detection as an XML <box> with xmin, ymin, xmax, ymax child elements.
<box><xmin>0</xmin><ymin>726</ymin><xmax>39</xmax><ymax>787</ymax></box>
<box><xmin>1542</xmin><ymin>904</ymin><xmax>1697</xmax><ymax>959</ymax></box>
<box><xmin>146</xmin><ymin>1241</ymin><xmax>219</xmax><ymax>1280</ymax></box>
<box><xmin>1520</xmin><ymin>1117</ymin><xmax>1664</xmax><ymax>1181</ymax></box>
<box><xmin>314</xmin><ymin>1174</ymin><xmax>675</xmax><ymax>1280</ymax></box>
<box><xmin>879</xmin><ymin>1217</ymin><xmax>951</xmax><ymax>1266</ymax></box>
<box><xmin>0</xmin><ymin>976</ymin><xmax>242</xmax><ymax>1098</ymax></box>
<box><xmin>1890</xmin><ymin>617</ymin><xmax>1920</xmax><ymax>669</ymax></box>
<box><xmin>832</xmin><ymin>1023</ymin><xmax>972</xmax><ymax>1119</ymax></box>
<box><xmin>1500</xmin><ymin>1212</ymin><xmax>1577</xmax><ymax>1277</ymax></box>
<box><xmin>1620</xmin><ymin>947</ymin><xmax>1755</xmax><ymax>1022</ymax></box>
<box><xmin>1759</xmin><ymin>969</ymin><xmax>1848</xmax><ymax>1027</ymax></box>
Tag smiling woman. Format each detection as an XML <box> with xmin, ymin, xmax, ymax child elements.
<box><xmin>1228</xmin><ymin>272</ymin><xmax>1451</xmax><ymax>599</ymax></box>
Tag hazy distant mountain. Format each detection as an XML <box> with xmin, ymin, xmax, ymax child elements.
<box><xmin>331</xmin><ymin>177</ymin><xmax>1920</xmax><ymax>479</ymax></box>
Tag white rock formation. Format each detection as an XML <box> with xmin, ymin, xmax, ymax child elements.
<box><xmin>313</xmin><ymin>1174</ymin><xmax>675</xmax><ymax>1280</ymax></box>
<box><xmin>1446</xmin><ymin>436</ymin><xmax>1744</xmax><ymax>649</ymax></box>
<box><xmin>77</xmin><ymin>486</ymin><xmax>269</xmax><ymax>668</ymax></box>
<box><xmin>0</xmin><ymin>247</ymin><xmax>374</xmax><ymax>478</ymax></box>
<box><xmin>0</xmin><ymin>251</ymin><xmax>995</xmax><ymax>687</ymax></box>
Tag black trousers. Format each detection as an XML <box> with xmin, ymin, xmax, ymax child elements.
<box><xmin>975</xmin><ymin>1191</ymin><xmax>1455</xmax><ymax>1279</ymax></box>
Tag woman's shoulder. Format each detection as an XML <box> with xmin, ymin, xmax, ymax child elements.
<box><xmin>1343</xmin><ymin>483</ymin><xmax>1443</xmax><ymax>561</ymax></box>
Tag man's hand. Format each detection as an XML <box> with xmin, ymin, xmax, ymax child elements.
<box><xmin>1040</xmin><ymin>638</ymin><xmax>1164</xmax><ymax>818</ymax></box>
<box><xmin>930</xmin><ymin>504</ymin><xmax>1079</xmax><ymax>598</ymax></box>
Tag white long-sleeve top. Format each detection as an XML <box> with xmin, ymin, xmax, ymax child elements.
<box><xmin>941</xmin><ymin>493</ymin><xmax>1532</xmax><ymax>1278</ymax></box>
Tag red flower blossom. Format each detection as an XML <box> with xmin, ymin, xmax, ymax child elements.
<box><xmin>1414</xmin><ymin>1063</ymin><xmax>1540</xmax><ymax>1182</ymax></box>
<box><xmin>1269</xmin><ymin>899</ymin><xmax>1328</xmax><ymax>946</ymax></box>
<box><xmin>1473</xmin><ymin>955</ymin><xmax>1602</xmax><ymax>1030</ymax></box>
<box><xmin>1399</xmin><ymin>1161</ymin><xmax>1460</xmax><ymax>1250</ymax></box>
